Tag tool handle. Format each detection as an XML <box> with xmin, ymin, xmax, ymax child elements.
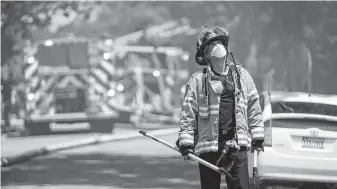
<box><xmin>253</xmin><ymin>150</ymin><xmax>258</xmax><ymax>167</ymax></box>
<box><xmin>139</xmin><ymin>130</ymin><xmax>232</xmax><ymax>178</ymax></box>
<box><xmin>253</xmin><ymin>150</ymin><xmax>260</xmax><ymax>189</ymax></box>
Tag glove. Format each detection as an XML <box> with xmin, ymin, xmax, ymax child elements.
<box><xmin>179</xmin><ymin>145</ymin><xmax>194</xmax><ymax>156</ymax></box>
<box><xmin>216</xmin><ymin>140</ymin><xmax>239</xmax><ymax>171</ymax></box>
<box><xmin>175</xmin><ymin>139</ymin><xmax>194</xmax><ymax>156</ymax></box>
<box><xmin>251</xmin><ymin>140</ymin><xmax>264</xmax><ymax>153</ymax></box>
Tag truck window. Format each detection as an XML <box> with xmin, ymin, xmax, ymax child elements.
<box><xmin>36</xmin><ymin>43</ymin><xmax>89</xmax><ymax>69</ymax></box>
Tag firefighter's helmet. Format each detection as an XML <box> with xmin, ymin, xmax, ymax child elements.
<box><xmin>195</xmin><ymin>26</ymin><xmax>229</xmax><ymax>66</ymax></box>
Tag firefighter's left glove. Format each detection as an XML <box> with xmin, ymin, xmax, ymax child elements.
<box><xmin>251</xmin><ymin>140</ymin><xmax>264</xmax><ymax>153</ymax></box>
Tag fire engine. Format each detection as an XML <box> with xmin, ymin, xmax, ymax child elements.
<box><xmin>111</xmin><ymin>45</ymin><xmax>190</xmax><ymax>128</ymax></box>
<box><xmin>21</xmin><ymin>39</ymin><xmax>190</xmax><ymax>135</ymax></box>
<box><xmin>19</xmin><ymin>18</ymin><xmax>194</xmax><ymax>135</ymax></box>
<box><xmin>22</xmin><ymin>36</ymin><xmax>124</xmax><ymax>135</ymax></box>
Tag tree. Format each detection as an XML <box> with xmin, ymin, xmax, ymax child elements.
<box><xmin>1</xmin><ymin>1</ymin><xmax>99</xmax><ymax>65</ymax></box>
<box><xmin>33</xmin><ymin>2</ymin><xmax>172</xmax><ymax>41</ymax></box>
<box><xmin>255</xmin><ymin>2</ymin><xmax>337</xmax><ymax>93</ymax></box>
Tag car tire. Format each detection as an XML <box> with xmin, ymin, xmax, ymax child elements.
<box><xmin>326</xmin><ymin>183</ymin><xmax>337</xmax><ymax>189</ymax></box>
<box><xmin>250</xmin><ymin>183</ymin><xmax>268</xmax><ymax>189</ymax></box>
<box><xmin>299</xmin><ymin>183</ymin><xmax>336</xmax><ymax>189</ymax></box>
<box><xmin>258</xmin><ymin>184</ymin><xmax>268</xmax><ymax>189</ymax></box>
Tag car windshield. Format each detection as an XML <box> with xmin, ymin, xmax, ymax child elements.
<box><xmin>271</xmin><ymin>101</ymin><xmax>337</xmax><ymax>117</ymax></box>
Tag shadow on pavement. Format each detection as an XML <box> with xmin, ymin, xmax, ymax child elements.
<box><xmin>1</xmin><ymin>153</ymin><xmax>202</xmax><ymax>189</ymax></box>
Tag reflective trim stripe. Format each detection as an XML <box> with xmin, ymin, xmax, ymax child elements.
<box><xmin>199</xmin><ymin>105</ymin><xmax>209</xmax><ymax>118</ymax></box>
<box><xmin>237</xmin><ymin>133</ymin><xmax>252</xmax><ymax>146</ymax></box>
<box><xmin>179</xmin><ymin>133</ymin><xmax>194</xmax><ymax>146</ymax></box>
<box><xmin>248</xmin><ymin>89</ymin><xmax>258</xmax><ymax>98</ymax></box>
<box><xmin>199</xmin><ymin>105</ymin><xmax>219</xmax><ymax>110</ymax></box>
<box><xmin>251</xmin><ymin>127</ymin><xmax>264</xmax><ymax>140</ymax></box>
<box><xmin>180</xmin><ymin>139</ymin><xmax>194</xmax><ymax>146</ymax></box>
<box><xmin>195</xmin><ymin>146</ymin><xmax>218</xmax><ymax>155</ymax></box>
<box><xmin>25</xmin><ymin>62</ymin><xmax>39</xmax><ymax>79</ymax></box>
<box><xmin>182</xmin><ymin>102</ymin><xmax>197</xmax><ymax>111</ymax></box>
<box><xmin>237</xmin><ymin>134</ymin><xmax>250</xmax><ymax>141</ymax></box>
<box><xmin>237</xmin><ymin>140</ymin><xmax>250</xmax><ymax>146</ymax></box>
<box><xmin>251</xmin><ymin>127</ymin><xmax>264</xmax><ymax>134</ymax></box>
<box><xmin>187</xmin><ymin>96</ymin><xmax>195</xmax><ymax>102</ymax></box>
<box><xmin>199</xmin><ymin>112</ymin><xmax>209</xmax><ymax>117</ymax></box>
<box><xmin>195</xmin><ymin>140</ymin><xmax>218</xmax><ymax>155</ymax></box>
<box><xmin>210</xmin><ymin>105</ymin><xmax>219</xmax><ymax>109</ymax></box>
<box><xmin>180</xmin><ymin>133</ymin><xmax>194</xmax><ymax>139</ymax></box>
<box><xmin>197</xmin><ymin>140</ymin><xmax>219</xmax><ymax>146</ymax></box>
<box><xmin>210</xmin><ymin>110</ymin><xmax>218</xmax><ymax>115</ymax></box>
<box><xmin>252</xmin><ymin>133</ymin><xmax>264</xmax><ymax>140</ymax></box>
<box><xmin>199</xmin><ymin>105</ymin><xmax>218</xmax><ymax>115</ymax></box>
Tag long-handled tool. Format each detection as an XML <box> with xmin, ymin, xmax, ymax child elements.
<box><xmin>253</xmin><ymin>150</ymin><xmax>260</xmax><ymax>189</ymax></box>
<box><xmin>139</xmin><ymin>130</ymin><xmax>233</xmax><ymax>179</ymax></box>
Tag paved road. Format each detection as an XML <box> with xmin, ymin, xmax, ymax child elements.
<box><xmin>1</xmin><ymin>129</ymin><xmax>292</xmax><ymax>189</ymax></box>
<box><xmin>1</xmin><ymin>130</ymin><xmax>212</xmax><ymax>189</ymax></box>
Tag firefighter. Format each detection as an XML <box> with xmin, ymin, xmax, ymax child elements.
<box><xmin>176</xmin><ymin>26</ymin><xmax>264</xmax><ymax>189</ymax></box>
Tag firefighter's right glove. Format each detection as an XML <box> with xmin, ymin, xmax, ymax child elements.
<box><xmin>175</xmin><ymin>139</ymin><xmax>194</xmax><ymax>156</ymax></box>
<box><xmin>179</xmin><ymin>145</ymin><xmax>194</xmax><ymax>156</ymax></box>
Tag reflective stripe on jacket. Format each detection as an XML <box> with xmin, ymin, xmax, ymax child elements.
<box><xmin>178</xmin><ymin>64</ymin><xmax>264</xmax><ymax>156</ymax></box>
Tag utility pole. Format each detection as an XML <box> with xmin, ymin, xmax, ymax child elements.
<box><xmin>307</xmin><ymin>50</ymin><xmax>313</xmax><ymax>93</ymax></box>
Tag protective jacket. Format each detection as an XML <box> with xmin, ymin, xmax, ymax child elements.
<box><xmin>178</xmin><ymin>63</ymin><xmax>264</xmax><ymax>156</ymax></box>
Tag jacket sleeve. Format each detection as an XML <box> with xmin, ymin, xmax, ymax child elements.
<box><xmin>245</xmin><ymin>71</ymin><xmax>264</xmax><ymax>142</ymax></box>
<box><xmin>178</xmin><ymin>79</ymin><xmax>198</xmax><ymax>147</ymax></box>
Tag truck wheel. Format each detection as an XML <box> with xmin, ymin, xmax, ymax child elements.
<box><xmin>89</xmin><ymin>119</ymin><xmax>115</xmax><ymax>133</ymax></box>
<box><xmin>25</xmin><ymin>121</ymin><xmax>51</xmax><ymax>136</ymax></box>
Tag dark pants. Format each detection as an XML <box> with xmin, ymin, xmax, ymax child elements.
<box><xmin>198</xmin><ymin>131</ymin><xmax>249</xmax><ymax>189</ymax></box>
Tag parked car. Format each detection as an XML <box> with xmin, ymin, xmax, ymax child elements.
<box><xmin>249</xmin><ymin>91</ymin><xmax>337</xmax><ymax>189</ymax></box>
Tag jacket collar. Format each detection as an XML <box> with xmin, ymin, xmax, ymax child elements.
<box><xmin>205</xmin><ymin>66</ymin><xmax>223</xmax><ymax>94</ymax></box>
<box><xmin>204</xmin><ymin>63</ymin><xmax>241</xmax><ymax>94</ymax></box>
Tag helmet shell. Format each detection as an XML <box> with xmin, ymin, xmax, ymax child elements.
<box><xmin>195</xmin><ymin>26</ymin><xmax>229</xmax><ymax>66</ymax></box>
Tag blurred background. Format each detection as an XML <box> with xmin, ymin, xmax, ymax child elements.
<box><xmin>1</xmin><ymin>1</ymin><xmax>337</xmax><ymax>189</ymax></box>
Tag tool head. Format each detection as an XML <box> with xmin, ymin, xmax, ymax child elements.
<box><xmin>219</xmin><ymin>167</ymin><xmax>234</xmax><ymax>180</ymax></box>
<box><xmin>138</xmin><ymin>130</ymin><xmax>147</xmax><ymax>135</ymax></box>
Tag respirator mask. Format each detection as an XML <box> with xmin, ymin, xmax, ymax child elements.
<box><xmin>205</xmin><ymin>41</ymin><xmax>228</xmax><ymax>66</ymax></box>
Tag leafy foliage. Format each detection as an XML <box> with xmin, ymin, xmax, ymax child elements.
<box><xmin>2</xmin><ymin>1</ymin><xmax>336</xmax><ymax>93</ymax></box>
<box><xmin>1</xmin><ymin>1</ymin><xmax>99</xmax><ymax>64</ymax></box>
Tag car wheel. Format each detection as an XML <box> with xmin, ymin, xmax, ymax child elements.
<box><xmin>326</xmin><ymin>183</ymin><xmax>337</xmax><ymax>189</ymax></box>
<box><xmin>299</xmin><ymin>183</ymin><xmax>335</xmax><ymax>189</ymax></box>
<box><xmin>254</xmin><ymin>183</ymin><xmax>269</xmax><ymax>189</ymax></box>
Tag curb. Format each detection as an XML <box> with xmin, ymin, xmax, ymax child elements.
<box><xmin>1</xmin><ymin>128</ymin><xmax>179</xmax><ymax>167</ymax></box>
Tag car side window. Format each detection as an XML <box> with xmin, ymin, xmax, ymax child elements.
<box><xmin>259</xmin><ymin>94</ymin><xmax>265</xmax><ymax>112</ymax></box>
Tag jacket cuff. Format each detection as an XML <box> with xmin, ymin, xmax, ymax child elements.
<box><xmin>251</xmin><ymin>127</ymin><xmax>264</xmax><ymax>141</ymax></box>
<box><xmin>179</xmin><ymin>133</ymin><xmax>194</xmax><ymax>146</ymax></box>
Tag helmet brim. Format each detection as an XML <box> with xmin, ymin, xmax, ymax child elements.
<box><xmin>195</xmin><ymin>50</ymin><xmax>207</xmax><ymax>66</ymax></box>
